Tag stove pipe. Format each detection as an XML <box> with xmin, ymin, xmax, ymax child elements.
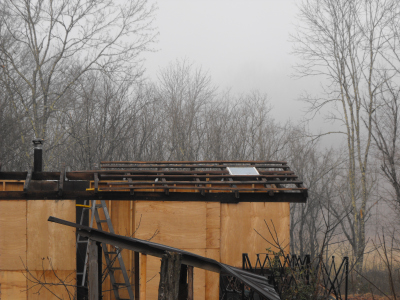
<box><xmin>32</xmin><ymin>138</ymin><xmax>44</xmax><ymax>172</ymax></box>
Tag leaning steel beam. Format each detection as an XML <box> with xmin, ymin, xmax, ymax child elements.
<box><xmin>48</xmin><ymin>216</ymin><xmax>280</xmax><ymax>300</ymax></box>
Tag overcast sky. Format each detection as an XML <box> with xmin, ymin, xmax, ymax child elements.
<box><xmin>143</xmin><ymin>0</ymin><xmax>340</xmax><ymax>145</ymax></box>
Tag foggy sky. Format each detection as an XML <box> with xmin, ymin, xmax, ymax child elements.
<box><xmin>144</xmin><ymin>0</ymin><xmax>325</xmax><ymax>125</ymax></box>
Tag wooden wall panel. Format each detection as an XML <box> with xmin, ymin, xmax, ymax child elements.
<box><xmin>27</xmin><ymin>200</ymin><xmax>76</xmax><ymax>270</ymax></box>
<box><xmin>27</xmin><ymin>270</ymin><xmax>75</xmax><ymax>300</ymax></box>
<box><xmin>110</xmin><ymin>200</ymin><xmax>133</xmax><ymax>300</ymax></box>
<box><xmin>134</xmin><ymin>201</ymin><xmax>206</xmax><ymax>249</ymax></box>
<box><xmin>145</xmin><ymin>255</ymin><xmax>162</xmax><ymax>300</ymax></box>
<box><xmin>205</xmin><ymin>249</ymin><xmax>220</xmax><ymax>300</ymax></box>
<box><xmin>206</xmin><ymin>202</ymin><xmax>220</xmax><ymax>249</ymax></box>
<box><xmin>220</xmin><ymin>202</ymin><xmax>290</xmax><ymax>267</ymax></box>
<box><xmin>0</xmin><ymin>271</ymin><xmax>27</xmax><ymax>300</ymax></box>
<box><xmin>0</xmin><ymin>200</ymin><xmax>26</xmax><ymax>270</ymax></box>
<box><xmin>191</xmin><ymin>248</ymin><xmax>206</xmax><ymax>300</ymax></box>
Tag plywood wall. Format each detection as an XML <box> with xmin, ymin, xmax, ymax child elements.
<box><xmin>221</xmin><ymin>202</ymin><xmax>290</xmax><ymax>267</ymax></box>
<box><xmin>1</xmin><ymin>179</ymin><xmax>290</xmax><ymax>300</ymax></box>
<box><xmin>103</xmin><ymin>200</ymin><xmax>290</xmax><ymax>300</ymax></box>
<box><xmin>0</xmin><ymin>181</ymin><xmax>76</xmax><ymax>300</ymax></box>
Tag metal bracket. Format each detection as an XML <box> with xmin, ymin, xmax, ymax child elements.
<box><xmin>23</xmin><ymin>168</ymin><xmax>33</xmax><ymax>193</ymax></box>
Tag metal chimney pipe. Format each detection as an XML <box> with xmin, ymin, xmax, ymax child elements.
<box><xmin>32</xmin><ymin>138</ymin><xmax>44</xmax><ymax>172</ymax></box>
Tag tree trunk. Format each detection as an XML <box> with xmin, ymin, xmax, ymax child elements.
<box><xmin>158</xmin><ymin>252</ymin><xmax>182</xmax><ymax>300</ymax></box>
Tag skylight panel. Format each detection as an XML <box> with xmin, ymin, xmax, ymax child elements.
<box><xmin>227</xmin><ymin>167</ymin><xmax>260</xmax><ymax>175</ymax></box>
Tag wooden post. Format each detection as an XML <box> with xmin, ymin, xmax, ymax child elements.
<box><xmin>187</xmin><ymin>266</ymin><xmax>194</xmax><ymax>300</ymax></box>
<box><xmin>88</xmin><ymin>239</ymin><xmax>99</xmax><ymax>300</ymax></box>
<box><xmin>135</xmin><ymin>252</ymin><xmax>140</xmax><ymax>299</ymax></box>
<box><xmin>158</xmin><ymin>252</ymin><xmax>182</xmax><ymax>300</ymax></box>
<box><xmin>179</xmin><ymin>264</ymin><xmax>188</xmax><ymax>300</ymax></box>
<box><xmin>140</xmin><ymin>253</ymin><xmax>147</xmax><ymax>300</ymax></box>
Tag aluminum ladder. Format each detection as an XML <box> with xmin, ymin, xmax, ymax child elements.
<box><xmin>77</xmin><ymin>200</ymin><xmax>134</xmax><ymax>300</ymax></box>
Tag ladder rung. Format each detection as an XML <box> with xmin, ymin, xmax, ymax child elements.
<box><xmin>95</xmin><ymin>204</ymin><xmax>103</xmax><ymax>208</ymax></box>
<box><xmin>98</xmin><ymin>220</ymin><xmax>108</xmax><ymax>223</ymax></box>
<box><xmin>104</xmin><ymin>251</ymin><xmax>117</xmax><ymax>255</ymax></box>
<box><xmin>110</xmin><ymin>267</ymin><xmax>122</xmax><ymax>270</ymax></box>
<box><xmin>77</xmin><ymin>240</ymin><xmax>88</xmax><ymax>244</ymax></box>
<box><xmin>113</xmin><ymin>283</ymin><xmax>127</xmax><ymax>286</ymax></box>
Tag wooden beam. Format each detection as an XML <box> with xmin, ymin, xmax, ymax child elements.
<box><xmin>135</xmin><ymin>252</ymin><xmax>140</xmax><ymax>299</ymax></box>
<box><xmin>88</xmin><ymin>239</ymin><xmax>99</xmax><ymax>300</ymax></box>
<box><xmin>23</xmin><ymin>169</ymin><xmax>32</xmax><ymax>193</ymax></box>
<box><xmin>187</xmin><ymin>266</ymin><xmax>193</xmax><ymax>300</ymax></box>
<box><xmin>140</xmin><ymin>253</ymin><xmax>147</xmax><ymax>300</ymax></box>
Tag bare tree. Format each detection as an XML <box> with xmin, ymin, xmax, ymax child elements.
<box><xmin>0</xmin><ymin>0</ymin><xmax>156</xmax><ymax>168</ymax></box>
<box><xmin>372</xmin><ymin>80</ymin><xmax>400</xmax><ymax>207</ymax></box>
<box><xmin>293</xmin><ymin>0</ymin><xmax>396</xmax><ymax>277</ymax></box>
<box><xmin>288</xmin><ymin>133</ymin><xmax>343</xmax><ymax>259</ymax></box>
<box><xmin>155</xmin><ymin>60</ymin><xmax>216</xmax><ymax>161</ymax></box>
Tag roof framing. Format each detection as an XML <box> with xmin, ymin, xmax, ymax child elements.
<box><xmin>0</xmin><ymin>161</ymin><xmax>307</xmax><ymax>202</ymax></box>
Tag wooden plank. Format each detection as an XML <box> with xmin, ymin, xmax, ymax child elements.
<box><xmin>27</xmin><ymin>200</ymin><xmax>76</xmax><ymax>270</ymax></box>
<box><xmin>206</xmin><ymin>202</ymin><xmax>220</xmax><ymax>249</ymax></box>
<box><xmin>101</xmin><ymin>160</ymin><xmax>288</xmax><ymax>164</ymax></box>
<box><xmin>0</xmin><ymin>271</ymin><xmax>27</xmax><ymax>300</ymax></box>
<box><xmin>205</xmin><ymin>249</ymin><xmax>220</xmax><ymax>300</ymax></box>
<box><xmin>26</xmin><ymin>270</ymin><xmax>75</xmax><ymax>300</ymax></box>
<box><xmin>0</xmin><ymin>200</ymin><xmax>27</xmax><ymax>270</ymax></box>
<box><xmin>191</xmin><ymin>249</ymin><xmax>206</xmax><ymax>300</ymax></box>
<box><xmin>4</xmin><ymin>181</ymin><xmax>24</xmax><ymax>191</ymax></box>
<box><xmin>220</xmin><ymin>202</ymin><xmax>290</xmax><ymax>267</ymax></box>
<box><xmin>140</xmin><ymin>253</ymin><xmax>147</xmax><ymax>300</ymax></box>
<box><xmin>134</xmin><ymin>201</ymin><xmax>207</xmax><ymax>249</ymax></box>
<box><xmin>187</xmin><ymin>266</ymin><xmax>193</xmax><ymax>300</ymax></box>
<box><xmin>135</xmin><ymin>251</ymin><xmax>140</xmax><ymax>300</ymax></box>
<box><xmin>144</xmin><ymin>255</ymin><xmax>162</xmax><ymax>300</ymax></box>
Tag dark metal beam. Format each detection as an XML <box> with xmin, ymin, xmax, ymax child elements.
<box><xmin>48</xmin><ymin>216</ymin><xmax>222</xmax><ymax>273</ymax></box>
<box><xmin>48</xmin><ymin>216</ymin><xmax>280</xmax><ymax>300</ymax></box>
<box><xmin>0</xmin><ymin>190</ymin><xmax>307</xmax><ymax>202</ymax></box>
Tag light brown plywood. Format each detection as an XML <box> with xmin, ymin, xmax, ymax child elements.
<box><xmin>0</xmin><ymin>271</ymin><xmax>27</xmax><ymax>300</ymax></box>
<box><xmin>206</xmin><ymin>228</ymin><xmax>220</xmax><ymax>249</ymax></box>
<box><xmin>220</xmin><ymin>202</ymin><xmax>290</xmax><ymax>267</ymax></box>
<box><xmin>191</xmin><ymin>248</ymin><xmax>206</xmax><ymax>300</ymax></box>
<box><xmin>134</xmin><ymin>201</ymin><xmax>207</xmax><ymax>249</ymax></box>
<box><xmin>206</xmin><ymin>202</ymin><xmax>220</xmax><ymax>228</ymax></box>
<box><xmin>144</xmin><ymin>255</ymin><xmax>161</xmax><ymax>300</ymax></box>
<box><xmin>205</xmin><ymin>249</ymin><xmax>220</xmax><ymax>300</ymax></box>
<box><xmin>27</xmin><ymin>200</ymin><xmax>76</xmax><ymax>270</ymax></box>
<box><xmin>110</xmin><ymin>200</ymin><xmax>133</xmax><ymax>294</ymax></box>
<box><xmin>4</xmin><ymin>181</ymin><xmax>24</xmax><ymax>191</ymax></box>
<box><xmin>0</xmin><ymin>200</ymin><xmax>26</xmax><ymax>270</ymax></box>
<box><xmin>26</xmin><ymin>270</ymin><xmax>75</xmax><ymax>300</ymax></box>
<box><xmin>206</xmin><ymin>203</ymin><xmax>220</xmax><ymax>249</ymax></box>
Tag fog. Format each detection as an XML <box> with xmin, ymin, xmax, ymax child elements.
<box><xmin>144</xmin><ymin>1</ymin><xmax>323</xmax><ymax>121</ymax></box>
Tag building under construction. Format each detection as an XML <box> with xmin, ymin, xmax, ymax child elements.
<box><xmin>0</xmin><ymin>142</ymin><xmax>307</xmax><ymax>299</ymax></box>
